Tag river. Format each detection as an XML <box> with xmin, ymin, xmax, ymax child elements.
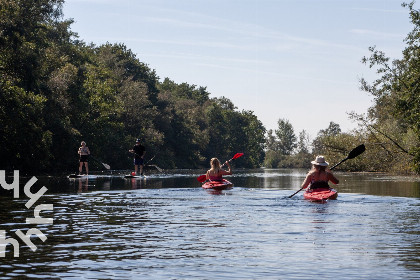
<box><xmin>0</xmin><ymin>169</ymin><xmax>419</xmax><ymax>279</ymax></box>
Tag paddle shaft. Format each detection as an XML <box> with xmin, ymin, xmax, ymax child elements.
<box><xmin>144</xmin><ymin>154</ymin><xmax>156</xmax><ymax>165</ymax></box>
<box><xmin>220</xmin><ymin>159</ymin><xmax>233</xmax><ymax>168</ymax></box>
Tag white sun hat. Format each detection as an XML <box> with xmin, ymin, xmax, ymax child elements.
<box><xmin>311</xmin><ymin>155</ymin><xmax>329</xmax><ymax>166</ymax></box>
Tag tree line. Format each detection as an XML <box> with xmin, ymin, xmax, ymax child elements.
<box><xmin>1</xmin><ymin>0</ymin><xmax>418</xmax><ymax>174</ymax></box>
<box><xmin>0</xmin><ymin>0</ymin><xmax>265</xmax><ymax>173</ymax></box>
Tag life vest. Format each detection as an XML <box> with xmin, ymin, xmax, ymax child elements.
<box><xmin>309</xmin><ymin>173</ymin><xmax>330</xmax><ymax>189</ymax></box>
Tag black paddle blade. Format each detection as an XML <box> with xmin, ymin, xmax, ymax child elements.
<box><xmin>347</xmin><ymin>144</ymin><xmax>366</xmax><ymax>159</ymax></box>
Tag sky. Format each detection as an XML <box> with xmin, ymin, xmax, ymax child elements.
<box><xmin>63</xmin><ymin>0</ymin><xmax>415</xmax><ymax>139</ymax></box>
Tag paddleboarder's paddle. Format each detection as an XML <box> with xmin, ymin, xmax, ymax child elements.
<box><xmin>144</xmin><ymin>154</ymin><xmax>163</xmax><ymax>172</ymax></box>
<box><xmin>288</xmin><ymin>144</ymin><xmax>365</xmax><ymax>198</ymax></box>
<box><xmin>91</xmin><ymin>156</ymin><xmax>111</xmax><ymax>170</ymax></box>
<box><xmin>197</xmin><ymin>153</ymin><xmax>244</xmax><ymax>182</ymax></box>
<box><xmin>147</xmin><ymin>164</ymin><xmax>163</xmax><ymax>172</ymax></box>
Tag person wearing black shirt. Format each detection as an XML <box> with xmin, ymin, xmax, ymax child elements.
<box><xmin>129</xmin><ymin>138</ymin><xmax>146</xmax><ymax>175</ymax></box>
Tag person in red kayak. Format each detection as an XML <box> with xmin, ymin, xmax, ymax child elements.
<box><xmin>301</xmin><ymin>155</ymin><xmax>339</xmax><ymax>189</ymax></box>
<box><xmin>206</xmin><ymin>158</ymin><xmax>232</xmax><ymax>181</ymax></box>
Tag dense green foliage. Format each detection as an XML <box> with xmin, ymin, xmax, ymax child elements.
<box><xmin>0</xmin><ymin>0</ymin><xmax>265</xmax><ymax>173</ymax></box>
<box><xmin>264</xmin><ymin>119</ymin><xmax>312</xmax><ymax>169</ymax></box>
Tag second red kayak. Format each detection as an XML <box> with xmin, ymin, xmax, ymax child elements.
<box><xmin>303</xmin><ymin>188</ymin><xmax>338</xmax><ymax>201</ymax></box>
<box><xmin>202</xmin><ymin>179</ymin><xmax>233</xmax><ymax>190</ymax></box>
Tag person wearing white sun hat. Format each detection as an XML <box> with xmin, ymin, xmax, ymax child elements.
<box><xmin>300</xmin><ymin>155</ymin><xmax>339</xmax><ymax>190</ymax></box>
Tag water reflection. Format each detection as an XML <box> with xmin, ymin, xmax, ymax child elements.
<box><xmin>339</xmin><ymin>172</ymin><xmax>420</xmax><ymax>198</ymax></box>
<box><xmin>76</xmin><ymin>178</ymin><xmax>88</xmax><ymax>193</ymax></box>
<box><xmin>230</xmin><ymin>168</ymin><xmax>305</xmax><ymax>190</ymax></box>
<box><xmin>128</xmin><ymin>177</ymin><xmax>145</xmax><ymax>190</ymax></box>
<box><xmin>23</xmin><ymin>169</ymin><xmax>419</xmax><ymax>199</ymax></box>
<box><xmin>0</xmin><ymin>169</ymin><xmax>419</xmax><ymax>279</ymax></box>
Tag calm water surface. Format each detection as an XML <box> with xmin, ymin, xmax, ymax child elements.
<box><xmin>0</xmin><ymin>169</ymin><xmax>419</xmax><ymax>279</ymax></box>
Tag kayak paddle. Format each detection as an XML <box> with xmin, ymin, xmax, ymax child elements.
<box><xmin>197</xmin><ymin>153</ymin><xmax>244</xmax><ymax>183</ymax></box>
<box><xmin>196</xmin><ymin>175</ymin><xmax>207</xmax><ymax>183</ymax></box>
<box><xmin>288</xmin><ymin>144</ymin><xmax>366</xmax><ymax>198</ymax></box>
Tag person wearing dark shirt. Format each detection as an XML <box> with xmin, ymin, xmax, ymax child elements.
<box><xmin>129</xmin><ymin>138</ymin><xmax>146</xmax><ymax>175</ymax></box>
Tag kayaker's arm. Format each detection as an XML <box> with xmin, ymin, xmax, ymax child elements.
<box><xmin>328</xmin><ymin>172</ymin><xmax>339</xmax><ymax>184</ymax></box>
<box><xmin>300</xmin><ymin>173</ymin><xmax>311</xmax><ymax>189</ymax></box>
<box><xmin>221</xmin><ymin>161</ymin><xmax>232</xmax><ymax>175</ymax></box>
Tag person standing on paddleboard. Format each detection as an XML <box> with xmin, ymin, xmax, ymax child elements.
<box><xmin>78</xmin><ymin>141</ymin><xmax>90</xmax><ymax>175</ymax></box>
<box><xmin>129</xmin><ymin>138</ymin><xmax>146</xmax><ymax>176</ymax></box>
<box><xmin>301</xmin><ymin>155</ymin><xmax>339</xmax><ymax>189</ymax></box>
<box><xmin>206</xmin><ymin>158</ymin><xmax>232</xmax><ymax>181</ymax></box>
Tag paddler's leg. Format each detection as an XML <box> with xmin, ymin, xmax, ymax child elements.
<box><xmin>139</xmin><ymin>158</ymin><xmax>144</xmax><ymax>176</ymax></box>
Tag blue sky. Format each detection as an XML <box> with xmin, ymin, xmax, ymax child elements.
<box><xmin>63</xmin><ymin>0</ymin><xmax>414</xmax><ymax>139</ymax></box>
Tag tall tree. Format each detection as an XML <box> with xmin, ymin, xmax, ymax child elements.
<box><xmin>0</xmin><ymin>82</ymin><xmax>50</xmax><ymax>172</ymax></box>
<box><xmin>265</xmin><ymin>129</ymin><xmax>278</xmax><ymax>151</ymax></box>
<box><xmin>297</xmin><ymin>130</ymin><xmax>311</xmax><ymax>154</ymax></box>
<box><xmin>275</xmin><ymin>118</ymin><xmax>297</xmax><ymax>155</ymax></box>
<box><xmin>319</xmin><ymin>122</ymin><xmax>341</xmax><ymax>136</ymax></box>
<box><xmin>0</xmin><ymin>0</ymin><xmax>75</xmax><ymax>172</ymax></box>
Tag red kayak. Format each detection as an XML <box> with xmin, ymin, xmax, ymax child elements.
<box><xmin>202</xmin><ymin>179</ymin><xmax>233</xmax><ymax>190</ymax></box>
<box><xmin>303</xmin><ymin>188</ymin><xmax>338</xmax><ymax>201</ymax></box>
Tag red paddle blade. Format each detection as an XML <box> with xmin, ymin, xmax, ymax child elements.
<box><xmin>197</xmin><ymin>174</ymin><xmax>207</xmax><ymax>182</ymax></box>
<box><xmin>232</xmin><ymin>153</ymin><xmax>244</xmax><ymax>160</ymax></box>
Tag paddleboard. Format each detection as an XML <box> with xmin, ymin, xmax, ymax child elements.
<box><xmin>202</xmin><ymin>179</ymin><xmax>233</xmax><ymax>190</ymax></box>
<box><xmin>124</xmin><ymin>174</ymin><xmax>147</xmax><ymax>179</ymax></box>
<box><xmin>68</xmin><ymin>174</ymin><xmax>89</xmax><ymax>178</ymax></box>
<box><xmin>303</xmin><ymin>188</ymin><xmax>338</xmax><ymax>201</ymax></box>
